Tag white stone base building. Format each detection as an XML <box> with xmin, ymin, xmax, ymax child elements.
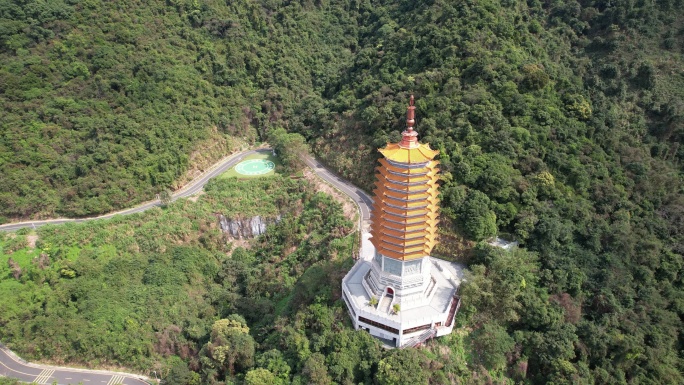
<box><xmin>342</xmin><ymin>233</ymin><xmax>463</xmax><ymax>348</ymax></box>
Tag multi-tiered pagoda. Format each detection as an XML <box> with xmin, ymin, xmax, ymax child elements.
<box><xmin>342</xmin><ymin>96</ymin><xmax>463</xmax><ymax>348</ymax></box>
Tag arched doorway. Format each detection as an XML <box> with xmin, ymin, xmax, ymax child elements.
<box><xmin>387</xmin><ymin>287</ymin><xmax>394</xmax><ymax>296</ymax></box>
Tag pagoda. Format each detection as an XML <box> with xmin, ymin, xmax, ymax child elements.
<box><xmin>341</xmin><ymin>96</ymin><xmax>463</xmax><ymax>348</ymax></box>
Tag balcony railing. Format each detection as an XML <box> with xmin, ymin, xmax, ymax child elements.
<box><xmin>445</xmin><ymin>295</ymin><xmax>462</xmax><ymax>328</ymax></box>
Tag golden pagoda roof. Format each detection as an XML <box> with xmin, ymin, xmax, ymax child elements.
<box><xmin>377</xmin><ymin>94</ymin><xmax>439</xmax><ymax>164</ymax></box>
<box><xmin>374</xmin><ymin>183</ymin><xmax>432</xmax><ymax>195</ymax></box>
<box><xmin>378</xmin><ymin>142</ymin><xmax>439</xmax><ymax>164</ymax></box>
<box><xmin>376</xmin><ymin>186</ymin><xmax>440</xmax><ymax>201</ymax></box>
<box><xmin>380</xmin><ymin>220</ymin><xmax>439</xmax><ymax>233</ymax></box>
<box><xmin>378</xmin><ymin>189</ymin><xmax>435</xmax><ymax>202</ymax></box>
<box><xmin>380</xmin><ymin>227</ymin><xmax>428</xmax><ymax>240</ymax></box>
<box><xmin>375</xmin><ymin>219</ymin><xmax>431</xmax><ymax>232</ymax></box>
<box><xmin>374</xmin><ymin>247</ymin><xmax>425</xmax><ymax>260</ymax></box>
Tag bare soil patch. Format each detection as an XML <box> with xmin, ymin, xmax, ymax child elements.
<box><xmin>227</xmin><ymin>238</ymin><xmax>252</xmax><ymax>252</ymax></box>
<box><xmin>303</xmin><ymin>169</ymin><xmax>358</xmax><ymax>221</ymax></box>
<box><xmin>174</xmin><ymin>128</ymin><xmax>246</xmax><ymax>189</ymax></box>
<box><xmin>26</xmin><ymin>234</ymin><xmax>38</xmax><ymax>249</ymax></box>
<box><xmin>187</xmin><ymin>191</ymin><xmax>205</xmax><ymax>203</ymax></box>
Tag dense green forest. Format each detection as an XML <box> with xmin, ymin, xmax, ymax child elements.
<box><xmin>0</xmin><ymin>176</ymin><xmax>359</xmax><ymax>383</ymax></box>
<box><xmin>1</xmin><ymin>0</ymin><xmax>684</xmax><ymax>384</ymax></box>
<box><xmin>0</xmin><ymin>0</ymin><xmax>355</xmax><ymax>219</ymax></box>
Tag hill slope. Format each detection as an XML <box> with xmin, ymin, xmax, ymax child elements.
<box><xmin>300</xmin><ymin>1</ymin><xmax>684</xmax><ymax>383</ymax></box>
<box><xmin>0</xmin><ymin>0</ymin><xmax>355</xmax><ymax>219</ymax></box>
<box><xmin>1</xmin><ymin>0</ymin><xmax>683</xmax><ymax>384</ymax></box>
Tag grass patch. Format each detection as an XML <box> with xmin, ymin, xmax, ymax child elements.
<box><xmin>63</xmin><ymin>245</ymin><xmax>83</xmax><ymax>262</ymax></box>
<box><xmin>219</xmin><ymin>152</ymin><xmax>281</xmax><ymax>179</ymax></box>
<box><xmin>0</xmin><ymin>238</ymin><xmax>40</xmax><ymax>269</ymax></box>
<box><xmin>274</xmin><ymin>292</ymin><xmax>295</xmax><ymax>316</ymax></box>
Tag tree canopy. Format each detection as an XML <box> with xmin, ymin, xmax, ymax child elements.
<box><xmin>0</xmin><ymin>0</ymin><xmax>683</xmax><ymax>384</ymax></box>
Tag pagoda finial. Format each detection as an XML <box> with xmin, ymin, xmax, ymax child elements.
<box><xmin>407</xmin><ymin>95</ymin><xmax>415</xmax><ymax>130</ymax></box>
<box><xmin>400</xmin><ymin>95</ymin><xmax>419</xmax><ymax>148</ymax></box>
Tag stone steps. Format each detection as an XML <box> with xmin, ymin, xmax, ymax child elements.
<box><xmin>403</xmin><ymin>328</ymin><xmax>437</xmax><ymax>349</ymax></box>
<box><xmin>379</xmin><ymin>295</ymin><xmax>393</xmax><ymax>314</ymax></box>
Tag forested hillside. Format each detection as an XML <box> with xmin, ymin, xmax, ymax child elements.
<box><xmin>0</xmin><ymin>0</ymin><xmax>356</xmax><ymax>219</ymax></box>
<box><xmin>1</xmin><ymin>0</ymin><xmax>684</xmax><ymax>384</ymax></box>
<box><xmin>0</xmin><ymin>176</ymin><xmax>360</xmax><ymax>383</ymax></box>
<box><xmin>308</xmin><ymin>1</ymin><xmax>684</xmax><ymax>383</ymax></box>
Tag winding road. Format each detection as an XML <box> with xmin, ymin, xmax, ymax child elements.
<box><xmin>0</xmin><ymin>148</ymin><xmax>273</xmax><ymax>233</ymax></box>
<box><xmin>0</xmin><ymin>149</ymin><xmax>373</xmax><ymax>384</ymax></box>
<box><xmin>302</xmin><ymin>154</ymin><xmax>373</xmax><ymax>222</ymax></box>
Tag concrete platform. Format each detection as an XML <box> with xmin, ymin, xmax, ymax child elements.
<box><xmin>342</xmin><ymin>232</ymin><xmax>465</xmax><ymax>347</ymax></box>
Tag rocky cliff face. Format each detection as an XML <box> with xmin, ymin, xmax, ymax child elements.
<box><xmin>217</xmin><ymin>214</ymin><xmax>281</xmax><ymax>239</ymax></box>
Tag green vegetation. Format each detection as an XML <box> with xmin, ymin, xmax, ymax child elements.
<box><xmin>267</xmin><ymin>128</ymin><xmax>309</xmax><ymax>174</ymax></box>
<box><xmin>0</xmin><ymin>0</ymin><xmax>354</xmax><ymax>220</ymax></box>
<box><xmin>0</xmin><ymin>175</ymin><xmax>356</xmax><ymax>382</ymax></box>
<box><xmin>300</xmin><ymin>1</ymin><xmax>684</xmax><ymax>384</ymax></box>
<box><xmin>368</xmin><ymin>296</ymin><xmax>378</xmax><ymax>307</ymax></box>
<box><xmin>0</xmin><ymin>0</ymin><xmax>683</xmax><ymax>384</ymax></box>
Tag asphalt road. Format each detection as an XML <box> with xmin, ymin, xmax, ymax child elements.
<box><xmin>0</xmin><ymin>148</ymin><xmax>272</xmax><ymax>233</ymax></box>
<box><xmin>0</xmin><ymin>345</ymin><xmax>150</xmax><ymax>385</ymax></box>
<box><xmin>302</xmin><ymin>154</ymin><xmax>373</xmax><ymax>222</ymax></box>
<box><xmin>0</xmin><ymin>149</ymin><xmax>374</xmax><ymax>384</ymax></box>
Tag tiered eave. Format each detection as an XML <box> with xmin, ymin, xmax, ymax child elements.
<box><xmin>369</xmin><ymin>98</ymin><xmax>440</xmax><ymax>261</ymax></box>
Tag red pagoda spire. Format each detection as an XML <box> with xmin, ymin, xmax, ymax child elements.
<box><xmin>399</xmin><ymin>95</ymin><xmax>419</xmax><ymax>148</ymax></box>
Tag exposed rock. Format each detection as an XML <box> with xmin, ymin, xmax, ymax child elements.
<box><xmin>488</xmin><ymin>236</ymin><xmax>518</xmax><ymax>251</ymax></box>
<box><xmin>218</xmin><ymin>214</ymin><xmax>281</xmax><ymax>239</ymax></box>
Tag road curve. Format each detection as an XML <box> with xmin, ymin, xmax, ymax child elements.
<box><xmin>0</xmin><ymin>148</ymin><xmax>273</xmax><ymax>233</ymax></box>
<box><xmin>1</xmin><ymin>150</ymin><xmax>374</xmax><ymax>384</ymax></box>
<box><xmin>0</xmin><ymin>343</ymin><xmax>150</xmax><ymax>384</ymax></box>
<box><xmin>302</xmin><ymin>154</ymin><xmax>372</xmax><ymax>223</ymax></box>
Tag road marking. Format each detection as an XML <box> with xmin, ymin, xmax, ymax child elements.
<box><xmin>107</xmin><ymin>374</ymin><xmax>126</xmax><ymax>385</ymax></box>
<box><xmin>34</xmin><ymin>368</ymin><xmax>55</xmax><ymax>384</ymax></box>
<box><xmin>0</xmin><ymin>358</ymin><xmax>37</xmax><ymax>376</ymax></box>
